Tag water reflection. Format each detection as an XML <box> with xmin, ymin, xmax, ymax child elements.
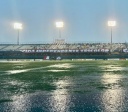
<box><xmin>48</xmin><ymin>70</ymin><xmax>69</xmax><ymax>72</ymax></box>
<box><xmin>7</xmin><ymin>70</ymin><xmax>28</xmax><ymax>74</ymax></box>
<box><xmin>5</xmin><ymin>63</ymin><xmax>72</xmax><ymax>75</ymax></box>
<box><xmin>100</xmin><ymin>65</ymin><xmax>128</xmax><ymax>72</ymax></box>
<box><xmin>5</xmin><ymin>66</ymin><xmax>45</xmax><ymax>75</ymax></box>
<box><xmin>101</xmin><ymin>74</ymin><xmax>125</xmax><ymax>111</ymax></box>
<box><xmin>11</xmin><ymin>95</ymin><xmax>29</xmax><ymax>112</ymax></box>
<box><xmin>4</xmin><ymin>78</ymin><xmax>73</xmax><ymax>112</ymax></box>
<box><xmin>48</xmin><ymin>79</ymin><xmax>72</xmax><ymax>112</ymax></box>
<box><xmin>47</xmin><ymin>63</ymin><xmax>74</xmax><ymax>69</ymax></box>
<box><xmin>102</xmin><ymin>74</ymin><xmax>122</xmax><ymax>86</ymax></box>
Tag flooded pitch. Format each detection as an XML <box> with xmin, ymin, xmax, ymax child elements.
<box><xmin>1</xmin><ymin>60</ymin><xmax>128</xmax><ymax>112</ymax></box>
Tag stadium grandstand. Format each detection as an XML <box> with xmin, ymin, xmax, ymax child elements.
<box><xmin>0</xmin><ymin>39</ymin><xmax>128</xmax><ymax>60</ymax></box>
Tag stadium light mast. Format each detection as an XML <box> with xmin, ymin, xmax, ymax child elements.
<box><xmin>14</xmin><ymin>23</ymin><xmax>23</xmax><ymax>45</ymax></box>
<box><xmin>108</xmin><ymin>21</ymin><xmax>116</xmax><ymax>51</ymax></box>
<box><xmin>55</xmin><ymin>21</ymin><xmax>64</xmax><ymax>38</ymax></box>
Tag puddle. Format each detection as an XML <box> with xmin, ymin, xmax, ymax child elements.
<box><xmin>7</xmin><ymin>70</ymin><xmax>28</xmax><ymax>74</ymax></box>
<box><xmin>47</xmin><ymin>63</ymin><xmax>74</xmax><ymax>68</ymax></box>
<box><xmin>1</xmin><ymin>61</ymin><xmax>128</xmax><ymax>111</ymax></box>
<box><xmin>48</xmin><ymin>70</ymin><xmax>69</xmax><ymax>72</ymax></box>
<box><xmin>100</xmin><ymin>66</ymin><xmax>128</xmax><ymax>72</ymax></box>
<box><xmin>3</xmin><ymin>63</ymin><xmax>72</xmax><ymax>75</ymax></box>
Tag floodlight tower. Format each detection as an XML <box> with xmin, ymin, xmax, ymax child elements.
<box><xmin>14</xmin><ymin>23</ymin><xmax>23</xmax><ymax>45</ymax></box>
<box><xmin>55</xmin><ymin>21</ymin><xmax>64</xmax><ymax>38</ymax></box>
<box><xmin>108</xmin><ymin>21</ymin><xmax>116</xmax><ymax>50</ymax></box>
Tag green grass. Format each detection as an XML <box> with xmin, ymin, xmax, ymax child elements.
<box><xmin>1</xmin><ymin>60</ymin><xmax>128</xmax><ymax>96</ymax></box>
<box><xmin>0</xmin><ymin>99</ymin><xmax>13</xmax><ymax>103</ymax></box>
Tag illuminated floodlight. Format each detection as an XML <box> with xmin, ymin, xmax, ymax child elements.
<box><xmin>56</xmin><ymin>22</ymin><xmax>64</xmax><ymax>28</ymax></box>
<box><xmin>13</xmin><ymin>22</ymin><xmax>23</xmax><ymax>45</ymax></box>
<box><xmin>107</xmin><ymin>21</ymin><xmax>116</xmax><ymax>51</ymax></box>
<box><xmin>108</xmin><ymin>21</ymin><xmax>116</xmax><ymax>26</ymax></box>
<box><xmin>14</xmin><ymin>23</ymin><xmax>23</xmax><ymax>30</ymax></box>
<box><xmin>55</xmin><ymin>21</ymin><xmax>64</xmax><ymax>39</ymax></box>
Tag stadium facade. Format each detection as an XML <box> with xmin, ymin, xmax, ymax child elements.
<box><xmin>0</xmin><ymin>42</ymin><xmax>128</xmax><ymax>60</ymax></box>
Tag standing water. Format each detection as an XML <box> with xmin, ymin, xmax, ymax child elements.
<box><xmin>0</xmin><ymin>61</ymin><xmax>128</xmax><ymax>112</ymax></box>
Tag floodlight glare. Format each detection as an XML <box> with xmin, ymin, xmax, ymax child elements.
<box><xmin>108</xmin><ymin>21</ymin><xmax>116</xmax><ymax>26</ymax></box>
<box><xmin>13</xmin><ymin>22</ymin><xmax>23</xmax><ymax>45</ymax></box>
<box><xmin>107</xmin><ymin>21</ymin><xmax>116</xmax><ymax>51</ymax></box>
<box><xmin>14</xmin><ymin>23</ymin><xmax>23</xmax><ymax>30</ymax></box>
<box><xmin>56</xmin><ymin>22</ymin><xmax>64</xmax><ymax>28</ymax></box>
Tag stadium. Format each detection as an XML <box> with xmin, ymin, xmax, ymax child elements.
<box><xmin>0</xmin><ymin>21</ymin><xmax>127</xmax><ymax>60</ymax></box>
<box><xmin>0</xmin><ymin>39</ymin><xmax>128</xmax><ymax>60</ymax></box>
<box><xmin>2</xmin><ymin>1</ymin><xmax>128</xmax><ymax>112</ymax></box>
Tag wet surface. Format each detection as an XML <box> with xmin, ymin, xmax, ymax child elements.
<box><xmin>1</xmin><ymin>60</ymin><xmax>128</xmax><ymax>112</ymax></box>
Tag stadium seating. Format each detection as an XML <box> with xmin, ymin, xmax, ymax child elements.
<box><xmin>0</xmin><ymin>43</ymin><xmax>127</xmax><ymax>52</ymax></box>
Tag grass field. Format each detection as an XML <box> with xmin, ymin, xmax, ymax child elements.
<box><xmin>1</xmin><ymin>60</ymin><xmax>128</xmax><ymax>94</ymax></box>
<box><xmin>1</xmin><ymin>60</ymin><xmax>128</xmax><ymax>111</ymax></box>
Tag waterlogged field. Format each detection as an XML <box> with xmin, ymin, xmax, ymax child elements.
<box><xmin>1</xmin><ymin>60</ymin><xmax>128</xmax><ymax>111</ymax></box>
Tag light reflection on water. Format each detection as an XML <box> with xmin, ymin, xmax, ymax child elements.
<box><xmin>100</xmin><ymin>65</ymin><xmax>128</xmax><ymax>71</ymax></box>
<box><xmin>48</xmin><ymin>70</ymin><xmax>69</xmax><ymax>72</ymax></box>
<box><xmin>101</xmin><ymin>90</ymin><xmax>125</xmax><ymax>111</ymax></box>
<box><xmin>47</xmin><ymin>63</ymin><xmax>74</xmax><ymax>68</ymax></box>
<box><xmin>101</xmin><ymin>74</ymin><xmax>122</xmax><ymax>85</ymax></box>
<box><xmin>11</xmin><ymin>95</ymin><xmax>29</xmax><ymax>112</ymax></box>
<box><xmin>7</xmin><ymin>70</ymin><xmax>28</xmax><ymax>74</ymax></box>
<box><xmin>4</xmin><ymin>63</ymin><xmax>73</xmax><ymax>75</ymax></box>
<box><xmin>0</xmin><ymin>77</ymin><xmax>73</xmax><ymax>112</ymax></box>
<box><xmin>100</xmin><ymin>74</ymin><xmax>125</xmax><ymax>111</ymax></box>
<box><xmin>1</xmin><ymin>74</ymin><xmax>128</xmax><ymax>112</ymax></box>
<box><xmin>4</xmin><ymin>63</ymin><xmax>128</xmax><ymax>75</ymax></box>
<box><xmin>48</xmin><ymin>79</ymin><xmax>72</xmax><ymax>112</ymax></box>
<box><xmin>1</xmin><ymin>63</ymin><xmax>128</xmax><ymax>111</ymax></box>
